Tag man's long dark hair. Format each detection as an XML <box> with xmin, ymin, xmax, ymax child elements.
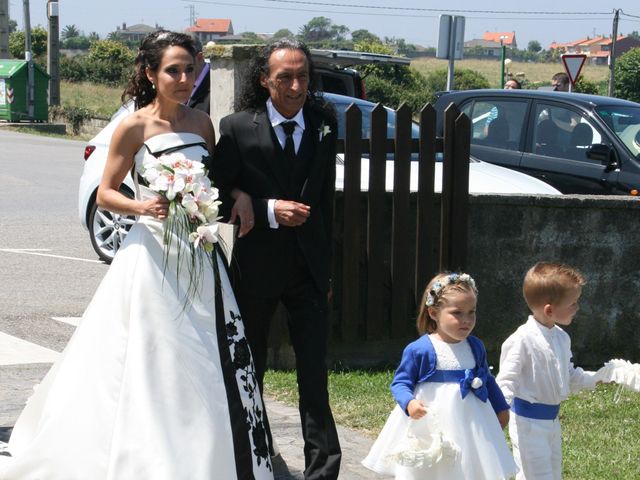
<box><xmin>235</xmin><ymin>38</ymin><xmax>335</xmax><ymax>121</ymax></box>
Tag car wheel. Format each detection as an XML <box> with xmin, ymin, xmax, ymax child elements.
<box><xmin>88</xmin><ymin>189</ymin><xmax>137</xmax><ymax>264</ymax></box>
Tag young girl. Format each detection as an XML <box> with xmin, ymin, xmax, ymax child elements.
<box><xmin>362</xmin><ymin>272</ymin><xmax>517</xmax><ymax>479</ymax></box>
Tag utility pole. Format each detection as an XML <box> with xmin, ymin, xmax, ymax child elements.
<box><xmin>23</xmin><ymin>0</ymin><xmax>34</xmax><ymax>119</ymax></box>
<box><xmin>0</xmin><ymin>0</ymin><xmax>9</xmax><ymax>59</ymax></box>
<box><xmin>47</xmin><ymin>0</ymin><xmax>59</xmax><ymax>105</ymax></box>
<box><xmin>608</xmin><ymin>8</ymin><xmax>619</xmax><ymax>98</ymax></box>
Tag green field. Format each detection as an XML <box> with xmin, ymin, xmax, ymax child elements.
<box><xmin>410</xmin><ymin>57</ymin><xmax>609</xmax><ymax>89</ymax></box>
<box><xmin>265</xmin><ymin>369</ymin><xmax>640</xmax><ymax>479</ymax></box>
<box><xmin>60</xmin><ymin>81</ymin><xmax>123</xmax><ymax>119</ymax></box>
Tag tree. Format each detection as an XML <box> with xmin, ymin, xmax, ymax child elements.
<box><xmin>629</xmin><ymin>31</ymin><xmax>640</xmax><ymax>41</ymax></box>
<box><xmin>88</xmin><ymin>32</ymin><xmax>100</xmax><ymax>42</ymax></box>
<box><xmin>8</xmin><ymin>19</ymin><xmax>17</xmax><ymax>34</ymax></box>
<box><xmin>272</xmin><ymin>28</ymin><xmax>294</xmax><ymax>39</ymax></box>
<box><xmin>330</xmin><ymin>24</ymin><xmax>349</xmax><ymax>42</ymax></box>
<box><xmin>239</xmin><ymin>31</ymin><xmax>262</xmax><ymax>43</ymax></box>
<box><xmin>299</xmin><ymin>16</ymin><xmax>333</xmax><ymax>42</ymax></box>
<box><xmin>351</xmin><ymin>29</ymin><xmax>380</xmax><ymax>44</ymax></box>
<box><xmin>527</xmin><ymin>40</ymin><xmax>542</xmax><ymax>53</ymax></box>
<box><xmin>615</xmin><ymin>47</ymin><xmax>640</xmax><ymax>103</ymax></box>
<box><xmin>84</xmin><ymin>39</ymin><xmax>136</xmax><ymax>86</ymax></box>
<box><xmin>62</xmin><ymin>24</ymin><xmax>80</xmax><ymax>40</ymax></box>
<box><xmin>63</xmin><ymin>36</ymin><xmax>91</xmax><ymax>50</ymax></box>
<box><xmin>8</xmin><ymin>27</ymin><xmax>48</xmax><ymax>59</ymax></box>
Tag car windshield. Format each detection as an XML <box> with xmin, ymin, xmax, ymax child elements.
<box><xmin>596</xmin><ymin>105</ymin><xmax>640</xmax><ymax>159</ymax></box>
<box><xmin>331</xmin><ymin>98</ymin><xmax>420</xmax><ymax>140</ymax></box>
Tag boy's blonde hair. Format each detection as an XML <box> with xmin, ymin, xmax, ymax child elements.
<box><xmin>417</xmin><ymin>272</ymin><xmax>478</xmax><ymax>335</ymax></box>
<box><xmin>523</xmin><ymin>262</ymin><xmax>586</xmax><ymax>310</ymax></box>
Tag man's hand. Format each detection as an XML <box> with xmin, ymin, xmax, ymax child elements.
<box><xmin>274</xmin><ymin>200</ymin><xmax>310</xmax><ymax>227</ymax></box>
<box><xmin>229</xmin><ymin>189</ymin><xmax>255</xmax><ymax>238</ymax></box>
<box><xmin>407</xmin><ymin>399</ymin><xmax>428</xmax><ymax>420</ymax></box>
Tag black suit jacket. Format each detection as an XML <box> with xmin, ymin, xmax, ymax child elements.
<box><xmin>210</xmin><ymin>104</ymin><xmax>337</xmax><ymax>297</ymax></box>
<box><xmin>188</xmin><ymin>69</ymin><xmax>210</xmax><ymax>114</ymax></box>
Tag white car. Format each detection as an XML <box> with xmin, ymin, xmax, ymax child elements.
<box><xmin>79</xmin><ymin>94</ymin><xmax>559</xmax><ymax>262</ymax></box>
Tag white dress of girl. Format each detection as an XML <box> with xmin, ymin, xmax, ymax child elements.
<box><xmin>363</xmin><ymin>335</ymin><xmax>517</xmax><ymax>479</ymax></box>
<box><xmin>0</xmin><ymin>133</ymin><xmax>274</xmax><ymax>480</ymax></box>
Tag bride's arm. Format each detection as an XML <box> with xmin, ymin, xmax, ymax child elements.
<box><xmin>97</xmin><ymin>117</ymin><xmax>169</xmax><ymax>219</ymax></box>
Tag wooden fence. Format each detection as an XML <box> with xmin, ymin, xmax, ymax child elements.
<box><xmin>332</xmin><ymin>102</ymin><xmax>471</xmax><ymax>343</ymax></box>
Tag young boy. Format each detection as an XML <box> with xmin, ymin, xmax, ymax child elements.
<box><xmin>497</xmin><ymin>262</ymin><xmax>598</xmax><ymax>480</ymax></box>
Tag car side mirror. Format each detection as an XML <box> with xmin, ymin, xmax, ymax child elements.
<box><xmin>587</xmin><ymin>143</ymin><xmax>618</xmax><ymax>171</ymax></box>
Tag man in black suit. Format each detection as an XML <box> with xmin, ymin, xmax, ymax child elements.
<box><xmin>210</xmin><ymin>39</ymin><xmax>341</xmax><ymax>479</ymax></box>
<box><xmin>187</xmin><ymin>35</ymin><xmax>210</xmax><ymax>113</ymax></box>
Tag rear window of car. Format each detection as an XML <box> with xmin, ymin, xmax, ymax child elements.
<box><xmin>461</xmin><ymin>99</ymin><xmax>528</xmax><ymax>151</ymax></box>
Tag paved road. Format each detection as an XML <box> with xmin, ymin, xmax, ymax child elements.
<box><xmin>0</xmin><ymin>129</ymin><xmax>381</xmax><ymax>479</ymax></box>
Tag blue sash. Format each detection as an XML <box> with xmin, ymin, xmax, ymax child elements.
<box><xmin>512</xmin><ymin>397</ymin><xmax>559</xmax><ymax>420</ymax></box>
<box><xmin>429</xmin><ymin>369</ymin><xmax>488</xmax><ymax>402</ymax></box>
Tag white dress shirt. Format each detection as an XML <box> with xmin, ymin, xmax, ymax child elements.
<box><xmin>266</xmin><ymin>98</ymin><xmax>306</xmax><ymax>229</ymax></box>
<box><xmin>497</xmin><ymin>315</ymin><xmax>597</xmax><ymax>406</ymax></box>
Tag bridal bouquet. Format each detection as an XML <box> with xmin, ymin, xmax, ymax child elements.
<box><xmin>141</xmin><ymin>151</ymin><xmax>221</xmax><ymax>251</ymax></box>
<box><xmin>140</xmin><ymin>151</ymin><xmax>221</xmax><ymax>301</ymax></box>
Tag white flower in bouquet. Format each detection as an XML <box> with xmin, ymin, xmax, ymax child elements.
<box><xmin>140</xmin><ymin>151</ymin><xmax>221</xmax><ymax>250</ymax></box>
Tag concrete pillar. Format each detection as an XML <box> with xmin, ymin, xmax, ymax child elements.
<box><xmin>0</xmin><ymin>0</ymin><xmax>8</xmax><ymax>59</ymax></box>
<box><xmin>205</xmin><ymin>43</ymin><xmax>261</xmax><ymax>133</ymax></box>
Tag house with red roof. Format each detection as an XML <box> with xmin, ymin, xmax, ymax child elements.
<box><xmin>483</xmin><ymin>31</ymin><xmax>517</xmax><ymax>49</ymax></box>
<box><xmin>186</xmin><ymin>19</ymin><xmax>234</xmax><ymax>43</ymax></box>
<box><xmin>549</xmin><ymin>35</ymin><xmax>640</xmax><ymax>65</ymax></box>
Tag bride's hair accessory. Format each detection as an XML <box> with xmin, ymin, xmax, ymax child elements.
<box><xmin>426</xmin><ymin>273</ymin><xmax>477</xmax><ymax>307</ymax></box>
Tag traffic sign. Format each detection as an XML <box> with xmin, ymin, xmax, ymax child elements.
<box><xmin>561</xmin><ymin>54</ymin><xmax>587</xmax><ymax>86</ymax></box>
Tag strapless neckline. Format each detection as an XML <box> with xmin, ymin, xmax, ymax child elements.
<box><xmin>139</xmin><ymin>132</ymin><xmax>207</xmax><ymax>153</ymax></box>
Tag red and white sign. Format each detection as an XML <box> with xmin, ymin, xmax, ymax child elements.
<box><xmin>561</xmin><ymin>54</ymin><xmax>587</xmax><ymax>86</ymax></box>
<box><xmin>7</xmin><ymin>87</ymin><xmax>14</xmax><ymax>104</ymax></box>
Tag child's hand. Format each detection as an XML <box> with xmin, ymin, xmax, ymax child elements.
<box><xmin>496</xmin><ymin>409</ymin><xmax>510</xmax><ymax>430</ymax></box>
<box><xmin>407</xmin><ymin>399</ymin><xmax>428</xmax><ymax>419</ymax></box>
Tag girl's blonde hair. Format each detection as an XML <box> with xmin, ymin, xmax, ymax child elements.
<box><xmin>416</xmin><ymin>272</ymin><xmax>478</xmax><ymax>335</ymax></box>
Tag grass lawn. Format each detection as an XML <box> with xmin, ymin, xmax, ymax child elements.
<box><xmin>410</xmin><ymin>57</ymin><xmax>610</xmax><ymax>89</ymax></box>
<box><xmin>264</xmin><ymin>369</ymin><xmax>640</xmax><ymax>479</ymax></box>
<box><xmin>59</xmin><ymin>81</ymin><xmax>123</xmax><ymax>119</ymax></box>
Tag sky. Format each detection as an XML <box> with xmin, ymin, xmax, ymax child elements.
<box><xmin>10</xmin><ymin>0</ymin><xmax>640</xmax><ymax>50</ymax></box>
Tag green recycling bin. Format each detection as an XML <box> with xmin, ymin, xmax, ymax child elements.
<box><xmin>0</xmin><ymin>60</ymin><xmax>50</xmax><ymax>122</ymax></box>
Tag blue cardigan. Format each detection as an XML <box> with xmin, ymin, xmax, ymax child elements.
<box><xmin>390</xmin><ymin>334</ymin><xmax>509</xmax><ymax>415</ymax></box>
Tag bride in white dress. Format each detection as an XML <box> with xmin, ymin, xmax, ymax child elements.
<box><xmin>0</xmin><ymin>31</ymin><xmax>273</xmax><ymax>480</ymax></box>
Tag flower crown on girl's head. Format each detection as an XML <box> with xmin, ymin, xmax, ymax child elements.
<box><xmin>425</xmin><ymin>273</ymin><xmax>477</xmax><ymax>307</ymax></box>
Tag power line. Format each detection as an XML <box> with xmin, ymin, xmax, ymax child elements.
<box><xmin>262</xmin><ymin>0</ymin><xmax>612</xmax><ymax>16</ymax></box>
<box><xmin>184</xmin><ymin>0</ymin><xmax>615</xmax><ymax>20</ymax></box>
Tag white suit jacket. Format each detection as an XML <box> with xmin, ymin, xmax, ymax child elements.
<box><xmin>497</xmin><ymin>315</ymin><xmax>597</xmax><ymax>406</ymax></box>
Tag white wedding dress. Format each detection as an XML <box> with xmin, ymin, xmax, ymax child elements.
<box><xmin>0</xmin><ymin>133</ymin><xmax>274</xmax><ymax>480</ymax></box>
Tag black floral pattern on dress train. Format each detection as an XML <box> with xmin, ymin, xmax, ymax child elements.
<box><xmin>226</xmin><ymin>309</ymin><xmax>272</xmax><ymax>470</ymax></box>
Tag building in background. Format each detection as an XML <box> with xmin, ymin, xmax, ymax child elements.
<box><xmin>483</xmin><ymin>31</ymin><xmax>517</xmax><ymax>49</ymax></box>
<box><xmin>113</xmin><ymin>23</ymin><xmax>161</xmax><ymax>43</ymax></box>
<box><xmin>549</xmin><ymin>35</ymin><xmax>640</xmax><ymax>65</ymax></box>
<box><xmin>186</xmin><ymin>18</ymin><xmax>234</xmax><ymax>43</ymax></box>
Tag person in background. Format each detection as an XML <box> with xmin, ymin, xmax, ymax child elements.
<box><xmin>551</xmin><ymin>72</ymin><xmax>570</xmax><ymax>92</ymax></box>
<box><xmin>187</xmin><ymin>34</ymin><xmax>211</xmax><ymax>113</ymax></box>
<box><xmin>504</xmin><ymin>78</ymin><xmax>521</xmax><ymax>90</ymax></box>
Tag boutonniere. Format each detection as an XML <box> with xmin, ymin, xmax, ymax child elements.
<box><xmin>318</xmin><ymin>122</ymin><xmax>332</xmax><ymax>142</ymax></box>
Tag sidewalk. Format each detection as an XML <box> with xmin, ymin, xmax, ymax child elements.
<box><xmin>266</xmin><ymin>399</ymin><xmax>386</xmax><ymax>479</ymax></box>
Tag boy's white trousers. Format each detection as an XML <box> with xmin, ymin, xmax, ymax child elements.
<box><xmin>509</xmin><ymin>414</ymin><xmax>562</xmax><ymax>480</ymax></box>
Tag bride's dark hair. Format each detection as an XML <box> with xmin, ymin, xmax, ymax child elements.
<box><xmin>121</xmin><ymin>30</ymin><xmax>197</xmax><ymax>109</ymax></box>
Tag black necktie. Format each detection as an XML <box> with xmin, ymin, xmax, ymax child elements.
<box><xmin>281</xmin><ymin>121</ymin><xmax>297</xmax><ymax>166</ymax></box>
